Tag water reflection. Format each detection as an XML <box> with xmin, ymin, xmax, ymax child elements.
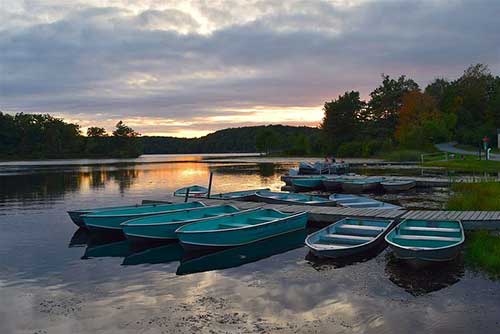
<box><xmin>385</xmin><ymin>252</ymin><xmax>464</xmax><ymax>296</ymax></box>
<box><xmin>122</xmin><ymin>242</ymin><xmax>184</xmax><ymax>266</ymax></box>
<box><xmin>177</xmin><ymin>229</ymin><xmax>306</xmax><ymax>275</ymax></box>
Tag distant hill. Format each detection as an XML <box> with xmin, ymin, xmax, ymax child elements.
<box><xmin>140</xmin><ymin>125</ymin><xmax>322</xmax><ymax>154</ymax></box>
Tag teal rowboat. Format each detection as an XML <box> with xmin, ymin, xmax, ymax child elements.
<box><xmin>177</xmin><ymin>229</ymin><xmax>306</xmax><ymax>275</ymax></box>
<box><xmin>174</xmin><ymin>185</ymin><xmax>208</xmax><ymax>197</ymax></box>
<box><xmin>82</xmin><ymin>201</ymin><xmax>205</xmax><ymax>232</ymax></box>
<box><xmin>255</xmin><ymin>190</ymin><xmax>336</xmax><ymax>206</ymax></box>
<box><xmin>306</xmin><ymin>218</ymin><xmax>393</xmax><ymax>258</ymax></box>
<box><xmin>121</xmin><ymin>205</ymin><xmax>240</xmax><ymax>243</ymax></box>
<box><xmin>291</xmin><ymin>177</ymin><xmax>325</xmax><ymax>192</ymax></box>
<box><xmin>385</xmin><ymin>219</ymin><xmax>465</xmax><ymax>264</ymax></box>
<box><xmin>176</xmin><ymin>208</ymin><xmax>308</xmax><ymax>251</ymax></box>
<box><xmin>328</xmin><ymin>194</ymin><xmax>402</xmax><ymax>209</ymax></box>
<box><xmin>212</xmin><ymin>188</ymin><xmax>270</xmax><ymax>201</ymax></box>
<box><xmin>68</xmin><ymin>201</ymin><xmax>162</xmax><ymax>227</ymax></box>
<box><xmin>341</xmin><ymin>177</ymin><xmax>385</xmax><ymax>193</ymax></box>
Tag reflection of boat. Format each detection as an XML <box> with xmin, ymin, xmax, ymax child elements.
<box><xmin>176</xmin><ymin>208</ymin><xmax>307</xmax><ymax>251</ymax></box>
<box><xmin>341</xmin><ymin>177</ymin><xmax>384</xmax><ymax>193</ymax></box>
<box><xmin>82</xmin><ymin>202</ymin><xmax>205</xmax><ymax>232</ymax></box>
<box><xmin>122</xmin><ymin>242</ymin><xmax>184</xmax><ymax>265</ymax></box>
<box><xmin>385</xmin><ymin>252</ymin><xmax>464</xmax><ymax>296</ymax></box>
<box><xmin>291</xmin><ymin>177</ymin><xmax>325</xmax><ymax>192</ymax></box>
<box><xmin>328</xmin><ymin>194</ymin><xmax>402</xmax><ymax>209</ymax></box>
<box><xmin>68</xmin><ymin>202</ymin><xmax>162</xmax><ymax>227</ymax></box>
<box><xmin>256</xmin><ymin>190</ymin><xmax>336</xmax><ymax>206</ymax></box>
<box><xmin>121</xmin><ymin>205</ymin><xmax>240</xmax><ymax>243</ymax></box>
<box><xmin>381</xmin><ymin>179</ymin><xmax>416</xmax><ymax>193</ymax></box>
<box><xmin>83</xmin><ymin>239</ymin><xmax>132</xmax><ymax>259</ymax></box>
<box><xmin>177</xmin><ymin>229</ymin><xmax>307</xmax><ymax>275</ymax></box>
<box><xmin>385</xmin><ymin>219</ymin><xmax>465</xmax><ymax>264</ymax></box>
<box><xmin>69</xmin><ymin>228</ymin><xmax>90</xmax><ymax>247</ymax></box>
<box><xmin>211</xmin><ymin>188</ymin><xmax>269</xmax><ymax>201</ymax></box>
<box><xmin>174</xmin><ymin>185</ymin><xmax>208</xmax><ymax>197</ymax></box>
<box><xmin>305</xmin><ymin>218</ymin><xmax>393</xmax><ymax>258</ymax></box>
<box><xmin>305</xmin><ymin>240</ymin><xmax>387</xmax><ymax>270</ymax></box>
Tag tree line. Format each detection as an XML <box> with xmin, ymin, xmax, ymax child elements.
<box><xmin>0</xmin><ymin>113</ymin><xmax>142</xmax><ymax>159</ymax></box>
<box><xmin>321</xmin><ymin>64</ymin><xmax>500</xmax><ymax>156</ymax></box>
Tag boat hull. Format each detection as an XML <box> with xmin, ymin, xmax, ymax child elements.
<box><xmin>389</xmin><ymin>243</ymin><xmax>462</xmax><ymax>262</ymax></box>
<box><xmin>291</xmin><ymin>178</ymin><xmax>324</xmax><ymax>192</ymax></box>
<box><xmin>83</xmin><ymin>202</ymin><xmax>205</xmax><ymax>232</ymax></box>
<box><xmin>341</xmin><ymin>181</ymin><xmax>380</xmax><ymax>193</ymax></box>
<box><xmin>381</xmin><ymin>181</ymin><xmax>416</xmax><ymax>193</ymax></box>
<box><xmin>322</xmin><ymin>179</ymin><xmax>343</xmax><ymax>191</ymax></box>
<box><xmin>177</xmin><ymin>212</ymin><xmax>308</xmax><ymax>251</ymax></box>
<box><xmin>256</xmin><ymin>195</ymin><xmax>336</xmax><ymax>207</ymax></box>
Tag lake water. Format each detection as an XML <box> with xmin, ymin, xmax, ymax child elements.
<box><xmin>0</xmin><ymin>155</ymin><xmax>499</xmax><ymax>333</ymax></box>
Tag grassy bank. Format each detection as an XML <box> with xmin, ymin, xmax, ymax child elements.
<box><xmin>424</xmin><ymin>155</ymin><xmax>500</xmax><ymax>172</ymax></box>
<box><xmin>466</xmin><ymin>231</ymin><xmax>500</xmax><ymax>278</ymax></box>
<box><xmin>447</xmin><ymin>182</ymin><xmax>500</xmax><ymax>210</ymax></box>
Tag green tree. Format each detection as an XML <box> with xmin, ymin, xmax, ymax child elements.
<box><xmin>321</xmin><ymin>91</ymin><xmax>364</xmax><ymax>151</ymax></box>
<box><xmin>363</xmin><ymin>74</ymin><xmax>419</xmax><ymax>138</ymax></box>
<box><xmin>113</xmin><ymin>121</ymin><xmax>140</xmax><ymax>137</ymax></box>
<box><xmin>87</xmin><ymin>127</ymin><xmax>107</xmax><ymax>137</ymax></box>
<box><xmin>255</xmin><ymin>127</ymin><xmax>279</xmax><ymax>154</ymax></box>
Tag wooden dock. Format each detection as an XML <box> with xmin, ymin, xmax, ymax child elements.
<box><xmin>146</xmin><ymin>196</ymin><xmax>500</xmax><ymax>230</ymax></box>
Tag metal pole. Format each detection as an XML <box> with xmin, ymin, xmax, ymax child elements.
<box><xmin>184</xmin><ymin>188</ymin><xmax>190</xmax><ymax>203</ymax></box>
<box><xmin>207</xmin><ymin>172</ymin><xmax>213</xmax><ymax>199</ymax></box>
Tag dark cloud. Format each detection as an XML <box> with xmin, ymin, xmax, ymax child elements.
<box><xmin>1</xmin><ymin>0</ymin><xmax>499</xmax><ymax>136</ymax></box>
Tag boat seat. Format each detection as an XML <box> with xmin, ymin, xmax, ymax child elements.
<box><xmin>394</xmin><ymin>235</ymin><xmax>461</xmax><ymax>242</ymax></box>
<box><xmin>339</xmin><ymin>224</ymin><xmax>384</xmax><ymax>231</ymax></box>
<box><xmin>402</xmin><ymin>226</ymin><xmax>460</xmax><ymax>233</ymax></box>
<box><xmin>320</xmin><ymin>234</ymin><xmax>373</xmax><ymax>245</ymax></box>
<box><xmin>218</xmin><ymin>222</ymin><xmax>248</xmax><ymax>229</ymax></box>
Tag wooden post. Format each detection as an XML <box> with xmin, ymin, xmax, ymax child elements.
<box><xmin>184</xmin><ymin>188</ymin><xmax>190</xmax><ymax>203</ymax></box>
<box><xmin>207</xmin><ymin>172</ymin><xmax>213</xmax><ymax>199</ymax></box>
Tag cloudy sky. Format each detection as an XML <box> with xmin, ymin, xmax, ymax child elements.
<box><xmin>1</xmin><ymin>0</ymin><xmax>499</xmax><ymax>137</ymax></box>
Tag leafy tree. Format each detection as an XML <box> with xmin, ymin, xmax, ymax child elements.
<box><xmin>113</xmin><ymin>121</ymin><xmax>140</xmax><ymax>137</ymax></box>
<box><xmin>396</xmin><ymin>91</ymin><xmax>450</xmax><ymax>148</ymax></box>
<box><xmin>256</xmin><ymin>127</ymin><xmax>279</xmax><ymax>153</ymax></box>
<box><xmin>87</xmin><ymin>127</ymin><xmax>107</xmax><ymax>137</ymax></box>
<box><xmin>321</xmin><ymin>91</ymin><xmax>364</xmax><ymax>151</ymax></box>
<box><xmin>363</xmin><ymin>75</ymin><xmax>419</xmax><ymax>138</ymax></box>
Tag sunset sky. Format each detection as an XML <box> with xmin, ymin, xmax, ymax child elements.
<box><xmin>1</xmin><ymin>0</ymin><xmax>499</xmax><ymax>137</ymax></box>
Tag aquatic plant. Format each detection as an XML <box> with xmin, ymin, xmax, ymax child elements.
<box><xmin>447</xmin><ymin>182</ymin><xmax>500</xmax><ymax>211</ymax></box>
<box><xmin>466</xmin><ymin>230</ymin><xmax>500</xmax><ymax>278</ymax></box>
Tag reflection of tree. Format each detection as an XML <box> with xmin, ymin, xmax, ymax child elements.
<box><xmin>258</xmin><ymin>163</ymin><xmax>276</xmax><ymax>177</ymax></box>
<box><xmin>0</xmin><ymin>166</ymin><xmax>141</xmax><ymax>203</ymax></box>
<box><xmin>385</xmin><ymin>252</ymin><xmax>464</xmax><ymax>296</ymax></box>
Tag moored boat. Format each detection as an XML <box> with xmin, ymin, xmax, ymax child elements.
<box><xmin>291</xmin><ymin>177</ymin><xmax>325</xmax><ymax>192</ymax></box>
<box><xmin>176</xmin><ymin>208</ymin><xmax>308</xmax><ymax>251</ymax></box>
<box><xmin>173</xmin><ymin>185</ymin><xmax>209</xmax><ymax>198</ymax></box>
<box><xmin>322</xmin><ymin>176</ymin><xmax>344</xmax><ymax>191</ymax></box>
<box><xmin>122</xmin><ymin>243</ymin><xmax>184</xmax><ymax>266</ymax></box>
<box><xmin>328</xmin><ymin>194</ymin><xmax>402</xmax><ymax>209</ymax></box>
<box><xmin>381</xmin><ymin>179</ymin><xmax>416</xmax><ymax>193</ymax></box>
<box><xmin>68</xmin><ymin>202</ymin><xmax>162</xmax><ymax>227</ymax></box>
<box><xmin>341</xmin><ymin>177</ymin><xmax>384</xmax><ymax>193</ymax></box>
<box><xmin>121</xmin><ymin>205</ymin><xmax>240</xmax><ymax>243</ymax></box>
<box><xmin>82</xmin><ymin>201</ymin><xmax>205</xmax><ymax>232</ymax></box>
<box><xmin>211</xmin><ymin>188</ymin><xmax>270</xmax><ymax>201</ymax></box>
<box><xmin>385</xmin><ymin>219</ymin><xmax>465</xmax><ymax>264</ymax></box>
<box><xmin>256</xmin><ymin>190</ymin><xmax>336</xmax><ymax>206</ymax></box>
<box><xmin>306</xmin><ymin>217</ymin><xmax>393</xmax><ymax>258</ymax></box>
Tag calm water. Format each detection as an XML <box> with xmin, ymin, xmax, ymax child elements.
<box><xmin>0</xmin><ymin>155</ymin><xmax>499</xmax><ymax>334</ymax></box>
